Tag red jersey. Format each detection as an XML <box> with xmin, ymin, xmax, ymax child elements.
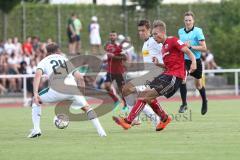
<box><xmin>161</xmin><ymin>36</ymin><xmax>186</xmax><ymax>80</ymax></box>
<box><xmin>22</xmin><ymin>42</ymin><xmax>32</xmax><ymax>55</ymax></box>
<box><xmin>105</xmin><ymin>42</ymin><xmax>125</xmax><ymax>74</ymax></box>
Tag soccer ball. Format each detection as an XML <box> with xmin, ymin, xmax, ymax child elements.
<box><xmin>53</xmin><ymin>114</ymin><xmax>69</xmax><ymax>129</ymax></box>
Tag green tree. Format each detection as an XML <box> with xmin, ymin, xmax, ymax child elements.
<box><xmin>209</xmin><ymin>0</ymin><xmax>240</xmax><ymax>67</ymax></box>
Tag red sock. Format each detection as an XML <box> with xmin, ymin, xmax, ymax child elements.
<box><xmin>149</xmin><ymin>99</ymin><xmax>167</xmax><ymax>121</ymax></box>
<box><xmin>108</xmin><ymin>90</ymin><xmax>118</xmax><ymax>102</ymax></box>
<box><xmin>126</xmin><ymin>100</ymin><xmax>146</xmax><ymax>123</ymax></box>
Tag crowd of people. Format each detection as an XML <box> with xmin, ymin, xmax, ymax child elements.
<box><xmin>0</xmin><ymin>36</ymin><xmax>53</xmax><ymax>95</ymax></box>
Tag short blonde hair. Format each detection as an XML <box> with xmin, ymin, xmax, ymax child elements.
<box><xmin>184</xmin><ymin>11</ymin><xmax>195</xmax><ymax>18</ymax></box>
<box><xmin>152</xmin><ymin>20</ymin><xmax>166</xmax><ymax>32</ymax></box>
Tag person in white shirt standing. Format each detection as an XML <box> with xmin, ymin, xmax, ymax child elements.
<box><xmin>27</xmin><ymin>43</ymin><xmax>106</xmax><ymax>138</ymax></box>
<box><xmin>89</xmin><ymin>16</ymin><xmax>102</xmax><ymax>55</ymax></box>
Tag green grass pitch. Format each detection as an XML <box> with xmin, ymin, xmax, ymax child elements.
<box><xmin>0</xmin><ymin>99</ymin><xmax>240</xmax><ymax>160</ymax></box>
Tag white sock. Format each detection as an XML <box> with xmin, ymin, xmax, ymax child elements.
<box><xmin>32</xmin><ymin>103</ymin><xmax>41</xmax><ymax>132</ymax></box>
<box><xmin>91</xmin><ymin>118</ymin><xmax>107</xmax><ymax>137</ymax></box>
<box><xmin>142</xmin><ymin>104</ymin><xmax>160</xmax><ymax>127</ymax></box>
<box><xmin>87</xmin><ymin>109</ymin><xmax>106</xmax><ymax>137</ymax></box>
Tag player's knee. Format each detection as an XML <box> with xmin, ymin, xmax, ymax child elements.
<box><xmin>105</xmin><ymin>85</ymin><xmax>111</xmax><ymax>91</ymax></box>
<box><xmin>122</xmin><ymin>86</ymin><xmax>131</xmax><ymax>97</ymax></box>
<box><xmin>144</xmin><ymin>98</ymin><xmax>152</xmax><ymax>104</ymax></box>
<box><xmin>81</xmin><ymin>106</ymin><xmax>90</xmax><ymax>112</ymax></box>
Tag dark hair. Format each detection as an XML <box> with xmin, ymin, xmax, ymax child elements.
<box><xmin>184</xmin><ymin>11</ymin><xmax>195</xmax><ymax>18</ymax></box>
<box><xmin>71</xmin><ymin>13</ymin><xmax>77</xmax><ymax>17</ymax></box>
<box><xmin>138</xmin><ymin>20</ymin><xmax>151</xmax><ymax>29</ymax></box>
<box><xmin>46</xmin><ymin>43</ymin><xmax>59</xmax><ymax>55</ymax></box>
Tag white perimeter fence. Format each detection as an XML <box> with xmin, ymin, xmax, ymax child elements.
<box><xmin>0</xmin><ymin>69</ymin><xmax>239</xmax><ymax>104</ymax></box>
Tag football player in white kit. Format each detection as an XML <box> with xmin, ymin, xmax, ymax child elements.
<box><xmin>27</xmin><ymin>43</ymin><xmax>106</xmax><ymax>138</ymax></box>
<box><xmin>122</xmin><ymin>20</ymin><xmax>163</xmax><ymax>127</ymax></box>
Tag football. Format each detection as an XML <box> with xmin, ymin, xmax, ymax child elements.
<box><xmin>53</xmin><ymin>114</ymin><xmax>69</xmax><ymax>129</ymax></box>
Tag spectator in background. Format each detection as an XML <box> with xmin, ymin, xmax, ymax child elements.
<box><xmin>67</xmin><ymin>13</ymin><xmax>82</xmax><ymax>54</ymax></box>
<box><xmin>32</xmin><ymin>36</ymin><xmax>40</xmax><ymax>53</ymax></box>
<box><xmin>47</xmin><ymin>38</ymin><xmax>53</xmax><ymax>44</ymax></box>
<box><xmin>7</xmin><ymin>52</ymin><xmax>21</xmax><ymax>92</ymax></box>
<box><xmin>73</xmin><ymin>14</ymin><xmax>82</xmax><ymax>54</ymax></box>
<box><xmin>4</xmin><ymin>38</ymin><xmax>15</xmax><ymax>55</ymax></box>
<box><xmin>89</xmin><ymin>16</ymin><xmax>101</xmax><ymax>55</ymax></box>
<box><xmin>39</xmin><ymin>43</ymin><xmax>47</xmax><ymax>60</ymax></box>
<box><xmin>0</xmin><ymin>53</ymin><xmax>8</xmax><ymax>90</ymax></box>
<box><xmin>22</xmin><ymin>36</ymin><xmax>33</xmax><ymax>56</ymax></box>
<box><xmin>0</xmin><ymin>40</ymin><xmax>5</xmax><ymax>55</ymax></box>
<box><xmin>26</xmin><ymin>60</ymin><xmax>37</xmax><ymax>104</ymax></box>
<box><xmin>0</xmin><ymin>83</ymin><xmax>7</xmax><ymax>95</ymax></box>
<box><xmin>202</xmin><ymin>50</ymin><xmax>220</xmax><ymax>77</ymax></box>
<box><xmin>67</xmin><ymin>14</ymin><xmax>75</xmax><ymax>54</ymax></box>
<box><xmin>204</xmin><ymin>50</ymin><xmax>219</xmax><ymax>70</ymax></box>
<box><xmin>13</xmin><ymin>37</ymin><xmax>23</xmax><ymax>56</ymax></box>
<box><xmin>117</xmin><ymin>35</ymin><xmax>137</xmax><ymax>63</ymax></box>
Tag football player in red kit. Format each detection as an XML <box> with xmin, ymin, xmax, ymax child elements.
<box><xmin>104</xmin><ymin>31</ymin><xmax>127</xmax><ymax>110</ymax></box>
<box><xmin>113</xmin><ymin>20</ymin><xmax>196</xmax><ymax>131</ymax></box>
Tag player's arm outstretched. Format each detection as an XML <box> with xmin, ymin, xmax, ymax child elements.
<box><xmin>181</xmin><ymin>46</ymin><xmax>197</xmax><ymax>73</ymax></box>
<box><xmin>33</xmin><ymin>69</ymin><xmax>43</xmax><ymax>105</ymax></box>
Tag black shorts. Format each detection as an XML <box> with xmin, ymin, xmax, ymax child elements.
<box><xmin>147</xmin><ymin>74</ymin><xmax>182</xmax><ymax>98</ymax></box>
<box><xmin>76</xmin><ymin>35</ymin><xmax>80</xmax><ymax>41</ymax></box>
<box><xmin>185</xmin><ymin>59</ymin><xmax>203</xmax><ymax>79</ymax></box>
<box><xmin>105</xmin><ymin>72</ymin><xmax>125</xmax><ymax>88</ymax></box>
<box><xmin>67</xmin><ymin>32</ymin><xmax>80</xmax><ymax>43</ymax></box>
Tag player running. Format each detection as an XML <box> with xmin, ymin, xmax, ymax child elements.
<box><xmin>122</xmin><ymin>20</ymin><xmax>163</xmax><ymax>127</ymax></box>
<box><xmin>113</xmin><ymin>20</ymin><xmax>196</xmax><ymax>131</ymax></box>
<box><xmin>178</xmin><ymin>11</ymin><xmax>208</xmax><ymax>115</ymax></box>
<box><xmin>103</xmin><ymin>31</ymin><xmax>127</xmax><ymax>110</ymax></box>
<box><xmin>27</xmin><ymin>43</ymin><xmax>106</xmax><ymax>138</ymax></box>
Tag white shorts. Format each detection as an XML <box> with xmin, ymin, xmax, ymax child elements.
<box><xmin>90</xmin><ymin>35</ymin><xmax>101</xmax><ymax>45</ymax></box>
<box><xmin>39</xmin><ymin>87</ymin><xmax>88</xmax><ymax>108</ymax></box>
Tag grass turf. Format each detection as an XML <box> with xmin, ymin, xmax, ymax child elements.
<box><xmin>0</xmin><ymin>99</ymin><xmax>240</xmax><ymax>160</ymax></box>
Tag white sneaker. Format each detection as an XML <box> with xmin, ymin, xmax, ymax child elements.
<box><xmin>27</xmin><ymin>129</ymin><xmax>41</xmax><ymax>138</ymax></box>
<box><xmin>99</xmin><ymin>133</ymin><xmax>107</xmax><ymax>137</ymax></box>
<box><xmin>98</xmin><ymin>129</ymin><xmax>107</xmax><ymax>137</ymax></box>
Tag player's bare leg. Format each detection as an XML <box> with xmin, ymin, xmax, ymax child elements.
<box><xmin>104</xmin><ymin>82</ymin><xmax>120</xmax><ymax>109</ymax></box>
<box><xmin>122</xmin><ymin>82</ymin><xmax>136</xmax><ymax>97</ymax></box>
<box><xmin>76</xmin><ymin>41</ymin><xmax>81</xmax><ymax>54</ymax></box>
